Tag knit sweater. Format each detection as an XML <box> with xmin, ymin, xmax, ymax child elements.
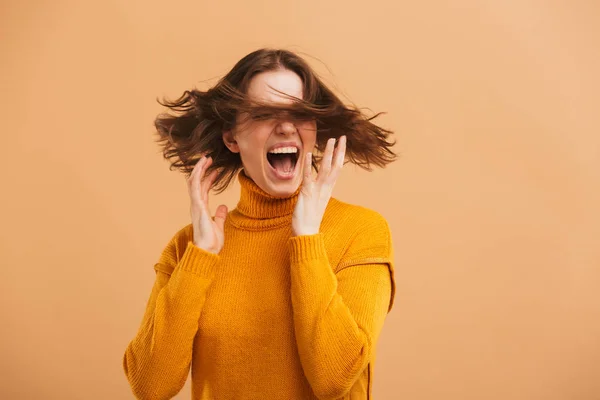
<box><xmin>123</xmin><ymin>169</ymin><xmax>396</xmax><ymax>400</ymax></box>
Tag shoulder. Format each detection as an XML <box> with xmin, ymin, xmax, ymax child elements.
<box><xmin>326</xmin><ymin>197</ymin><xmax>396</xmax><ymax>312</ymax></box>
<box><xmin>325</xmin><ymin>197</ymin><xmax>391</xmax><ymax>238</ymax></box>
<box><xmin>323</xmin><ymin>197</ymin><xmax>393</xmax><ymax>264</ymax></box>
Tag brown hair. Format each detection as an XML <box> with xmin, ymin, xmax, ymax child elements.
<box><xmin>154</xmin><ymin>48</ymin><xmax>398</xmax><ymax>194</ymax></box>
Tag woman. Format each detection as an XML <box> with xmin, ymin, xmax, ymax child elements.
<box><xmin>122</xmin><ymin>48</ymin><xmax>398</xmax><ymax>400</ymax></box>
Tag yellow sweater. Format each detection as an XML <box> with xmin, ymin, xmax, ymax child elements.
<box><xmin>123</xmin><ymin>169</ymin><xmax>396</xmax><ymax>400</ymax></box>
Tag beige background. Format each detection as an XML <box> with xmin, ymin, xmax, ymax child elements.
<box><xmin>1</xmin><ymin>0</ymin><xmax>599</xmax><ymax>399</ymax></box>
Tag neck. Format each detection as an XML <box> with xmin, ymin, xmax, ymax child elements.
<box><xmin>228</xmin><ymin>169</ymin><xmax>301</xmax><ymax>230</ymax></box>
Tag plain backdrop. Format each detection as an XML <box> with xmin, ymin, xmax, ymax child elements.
<box><xmin>1</xmin><ymin>0</ymin><xmax>599</xmax><ymax>399</ymax></box>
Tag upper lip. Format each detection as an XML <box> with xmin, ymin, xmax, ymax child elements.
<box><xmin>267</xmin><ymin>142</ymin><xmax>301</xmax><ymax>152</ymax></box>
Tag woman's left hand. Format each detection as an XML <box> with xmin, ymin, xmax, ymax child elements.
<box><xmin>292</xmin><ymin>135</ymin><xmax>347</xmax><ymax>237</ymax></box>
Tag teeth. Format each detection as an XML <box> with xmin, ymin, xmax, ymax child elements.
<box><xmin>268</xmin><ymin>146</ymin><xmax>298</xmax><ymax>154</ymax></box>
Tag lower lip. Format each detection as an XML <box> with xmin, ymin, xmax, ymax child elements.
<box><xmin>267</xmin><ymin>153</ymin><xmax>299</xmax><ymax>181</ymax></box>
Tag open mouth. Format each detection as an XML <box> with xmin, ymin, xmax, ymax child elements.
<box><xmin>266</xmin><ymin>151</ymin><xmax>299</xmax><ymax>176</ymax></box>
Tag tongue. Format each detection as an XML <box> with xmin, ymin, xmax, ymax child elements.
<box><xmin>272</xmin><ymin>154</ymin><xmax>294</xmax><ymax>174</ymax></box>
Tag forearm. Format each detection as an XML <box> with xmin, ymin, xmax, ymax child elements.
<box><xmin>288</xmin><ymin>234</ymin><xmax>391</xmax><ymax>400</ymax></box>
<box><xmin>123</xmin><ymin>241</ymin><xmax>219</xmax><ymax>400</ymax></box>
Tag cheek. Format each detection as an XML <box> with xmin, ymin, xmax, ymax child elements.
<box><xmin>253</xmin><ymin>124</ymin><xmax>275</xmax><ymax>146</ymax></box>
<box><xmin>237</xmin><ymin>127</ymin><xmax>270</xmax><ymax>160</ymax></box>
<box><xmin>299</xmin><ymin>124</ymin><xmax>317</xmax><ymax>145</ymax></box>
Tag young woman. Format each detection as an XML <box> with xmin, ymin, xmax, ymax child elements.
<box><xmin>123</xmin><ymin>48</ymin><xmax>398</xmax><ymax>400</ymax></box>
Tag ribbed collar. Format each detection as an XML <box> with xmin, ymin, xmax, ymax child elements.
<box><xmin>227</xmin><ymin>169</ymin><xmax>301</xmax><ymax>231</ymax></box>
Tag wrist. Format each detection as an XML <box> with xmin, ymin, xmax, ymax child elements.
<box><xmin>193</xmin><ymin>241</ymin><xmax>220</xmax><ymax>254</ymax></box>
<box><xmin>291</xmin><ymin>229</ymin><xmax>319</xmax><ymax>237</ymax></box>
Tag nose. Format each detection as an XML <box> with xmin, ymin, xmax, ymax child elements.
<box><xmin>276</xmin><ymin>120</ymin><xmax>297</xmax><ymax>136</ymax></box>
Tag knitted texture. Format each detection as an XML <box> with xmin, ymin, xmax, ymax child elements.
<box><xmin>123</xmin><ymin>169</ymin><xmax>396</xmax><ymax>400</ymax></box>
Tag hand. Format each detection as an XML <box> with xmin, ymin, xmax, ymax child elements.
<box><xmin>187</xmin><ymin>156</ymin><xmax>228</xmax><ymax>254</ymax></box>
<box><xmin>292</xmin><ymin>136</ymin><xmax>347</xmax><ymax>237</ymax></box>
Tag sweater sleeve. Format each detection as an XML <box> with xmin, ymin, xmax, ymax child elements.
<box><xmin>122</xmin><ymin>229</ymin><xmax>220</xmax><ymax>400</ymax></box>
<box><xmin>287</xmin><ymin>215</ymin><xmax>396</xmax><ymax>400</ymax></box>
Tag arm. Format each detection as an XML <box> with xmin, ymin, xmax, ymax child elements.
<box><xmin>122</xmin><ymin>235</ymin><xmax>220</xmax><ymax>400</ymax></box>
<box><xmin>287</xmin><ymin>218</ymin><xmax>396</xmax><ymax>400</ymax></box>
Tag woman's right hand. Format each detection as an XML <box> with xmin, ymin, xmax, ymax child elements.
<box><xmin>187</xmin><ymin>156</ymin><xmax>228</xmax><ymax>254</ymax></box>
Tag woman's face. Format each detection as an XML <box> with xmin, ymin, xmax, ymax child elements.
<box><xmin>223</xmin><ymin>69</ymin><xmax>317</xmax><ymax>197</ymax></box>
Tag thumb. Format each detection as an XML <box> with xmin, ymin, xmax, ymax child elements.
<box><xmin>214</xmin><ymin>204</ymin><xmax>228</xmax><ymax>231</ymax></box>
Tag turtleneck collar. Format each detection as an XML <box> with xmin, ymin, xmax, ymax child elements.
<box><xmin>227</xmin><ymin>169</ymin><xmax>302</xmax><ymax>231</ymax></box>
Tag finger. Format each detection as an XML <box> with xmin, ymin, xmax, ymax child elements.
<box><xmin>190</xmin><ymin>157</ymin><xmax>210</xmax><ymax>206</ymax></box>
<box><xmin>214</xmin><ymin>204</ymin><xmax>228</xmax><ymax>232</ymax></box>
<box><xmin>189</xmin><ymin>156</ymin><xmax>208</xmax><ymax>187</ymax></box>
<box><xmin>303</xmin><ymin>152</ymin><xmax>313</xmax><ymax>183</ymax></box>
<box><xmin>190</xmin><ymin>155</ymin><xmax>206</xmax><ymax>180</ymax></box>
<box><xmin>199</xmin><ymin>157</ymin><xmax>214</xmax><ymax>204</ymax></box>
<box><xmin>202</xmin><ymin>167</ymin><xmax>219</xmax><ymax>204</ymax></box>
<box><xmin>188</xmin><ymin>156</ymin><xmax>206</xmax><ymax>198</ymax></box>
<box><xmin>329</xmin><ymin>135</ymin><xmax>346</xmax><ymax>183</ymax></box>
<box><xmin>318</xmin><ymin>138</ymin><xmax>335</xmax><ymax>182</ymax></box>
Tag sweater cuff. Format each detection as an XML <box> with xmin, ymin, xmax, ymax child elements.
<box><xmin>288</xmin><ymin>233</ymin><xmax>328</xmax><ymax>263</ymax></box>
<box><xmin>176</xmin><ymin>240</ymin><xmax>220</xmax><ymax>278</ymax></box>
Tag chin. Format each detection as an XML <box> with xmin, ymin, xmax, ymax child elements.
<box><xmin>263</xmin><ymin>173</ymin><xmax>301</xmax><ymax>197</ymax></box>
<box><xmin>270</xmin><ymin>183</ymin><xmax>300</xmax><ymax>197</ymax></box>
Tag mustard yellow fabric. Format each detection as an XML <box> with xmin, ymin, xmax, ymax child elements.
<box><xmin>123</xmin><ymin>169</ymin><xmax>396</xmax><ymax>399</ymax></box>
